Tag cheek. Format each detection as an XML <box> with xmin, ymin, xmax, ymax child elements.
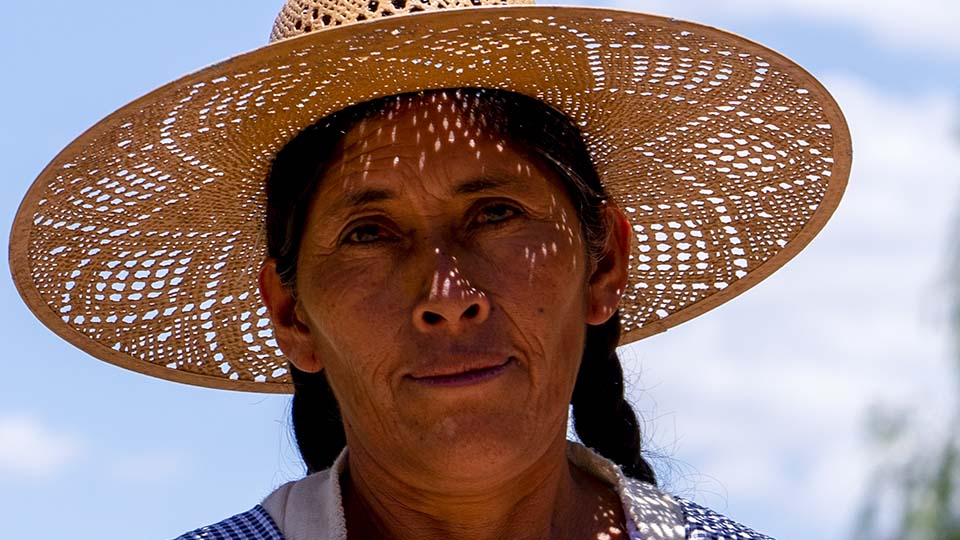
<box><xmin>479</xmin><ymin>228</ymin><xmax>586</xmax><ymax>303</ymax></box>
<box><xmin>302</xmin><ymin>253</ymin><xmax>403</xmax><ymax>318</ymax></box>
<box><xmin>298</xmin><ymin>265</ymin><xmax>406</xmax><ymax>433</ymax></box>
<box><xmin>478</xmin><ymin>229</ymin><xmax>589</xmax><ymax>379</ymax></box>
<box><xmin>297</xmin><ymin>255</ymin><xmax>407</xmax><ymax>378</ymax></box>
<box><xmin>484</xmin><ymin>225</ymin><xmax>589</xmax><ymax>357</ymax></box>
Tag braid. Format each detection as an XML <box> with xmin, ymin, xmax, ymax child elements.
<box><xmin>571</xmin><ymin>311</ymin><xmax>657</xmax><ymax>485</ymax></box>
<box><xmin>290</xmin><ymin>366</ymin><xmax>346</xmax><ymax>474</ymax></box>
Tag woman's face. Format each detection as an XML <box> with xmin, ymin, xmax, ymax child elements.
<box><xmin>261</xmin><ymin>94</ymin><xmax>627</xmax><ymax>485</ymax></box>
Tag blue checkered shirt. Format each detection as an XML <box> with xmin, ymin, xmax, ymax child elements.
<box><xmin>174</xmin><ymin>498</ymin><xmax>772</xmax><ymax>539</ymax></box>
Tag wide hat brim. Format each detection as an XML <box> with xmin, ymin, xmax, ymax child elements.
<box><xmin>10</xmin><ymin>5</ymin><xmax>851</xmax><ymax>393</ymax></box>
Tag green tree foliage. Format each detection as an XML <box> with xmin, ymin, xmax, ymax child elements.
<box><xmin>853</xmin><ymin>408</ymin><xmax>960</xmax><ymax>540</ymax></box>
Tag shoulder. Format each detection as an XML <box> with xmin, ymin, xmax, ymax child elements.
<box><xmin>569</xmin><ymin>442</ymin><xmax>773</xmax><ymax>540</ymax></box>
<box><xmin>673</xmin><ymin>497</ymin><xmax>775</xmax><ymax>540</ymax></box>
<box><xmin>174</xmin><ymin>505</ymin><xmax>284</xmax><ymax>540</ymax></box>
<box><xmin>614</xmin><ymin>471</ymin><xmax>773</xmax><ymax>539</ymax></box>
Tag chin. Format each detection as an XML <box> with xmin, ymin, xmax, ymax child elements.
<box><xmin>409</xmin><ymin>413</ymin><xmax>558</xmax><ymax>486</ymax></box>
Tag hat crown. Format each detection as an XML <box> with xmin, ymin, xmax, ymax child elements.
<box><xmin>271</xmin><ymin>0</ymin><xmax>535</xmax><ymax>42</ymax></box>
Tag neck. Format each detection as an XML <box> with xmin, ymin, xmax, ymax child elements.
<box><xmin>341</xmin><ymin>435</ymin><xmax>626</xmax><ymax>540</ymax></box>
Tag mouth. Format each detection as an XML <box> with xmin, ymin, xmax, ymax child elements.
<box><xmin>407</xmin><ymin>357</ymin><xmax>515</xmax><ymax>387</ymax></box>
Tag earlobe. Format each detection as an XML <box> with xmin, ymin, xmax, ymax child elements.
<box><xmin>258</xmin><ymin>259</ymin><xmax>324</xmax><ymax>373</ymax></box>
<box><xmin>585</xmin><ymin>204</ymin><xmax>631</xmax><ymax>326</ymax></box>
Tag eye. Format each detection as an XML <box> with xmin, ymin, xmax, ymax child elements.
<box><xmin>474</xmin><ymin>202</ymin><xmax>523</xmax><ymax>226</ymax></box>
<box><xmin>342</xmin><ymin>222</ymin><xmax>396</xmax><ymax>245</ymax></box>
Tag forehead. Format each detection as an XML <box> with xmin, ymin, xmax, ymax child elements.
<box><xmin>340</xmin><ymin>91</ymin><xmax>503</xmax><ymax>158</ymax></box>
<box><xmin>315</xmin><ymin>91</ymin><xmax>565</xmax><ymax>205</ymax></box>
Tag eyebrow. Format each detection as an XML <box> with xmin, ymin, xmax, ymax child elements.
<box><xmin>454</xmin><ymin>175</ymin><xmax>516</xmax><ymax>195</ymax></box>
<box><xmin>327</xmin><ymin>174</ymin><xmax>525</xmax><ymax>216</ymax></box>
<box><xmin>342</xmin><ymin>188</ymin><xmax>394</xmax><ymax>209</ymax></box>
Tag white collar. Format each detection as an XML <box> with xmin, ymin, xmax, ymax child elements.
<box><xmin>261</xmin><ymin>441</ymin><xmax>685</xmax><ymax>540</ymax></box>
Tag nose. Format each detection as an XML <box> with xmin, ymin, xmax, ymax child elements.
<box><xmin>413</xmin><ymin>251</ymin><xmax>490</xmax><ymax>334</ymax></box>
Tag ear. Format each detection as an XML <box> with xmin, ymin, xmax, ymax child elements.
<box><xmin>258</xmin><ymin>259</ymin><xmax>324</xmax><ymax>373</ymax></box>
<box><xmin>585</xmin><ymin>203</ymin><xmax>631</xmax><ymax>326</ymax></box>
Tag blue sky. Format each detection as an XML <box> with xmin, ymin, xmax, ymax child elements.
<box><xmin>1</xmin><ymin>1</ymin><xmax>958</xmax><ymax>539</ymax></box>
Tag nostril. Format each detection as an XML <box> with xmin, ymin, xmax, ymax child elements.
<box><xmin>422</xmin><ymin>311</ymin><xmax>443</xmax><ymax>325</ymax></box>
<box><xmin>463</xmin><ymin>304</ymin><xmax>480</xmax><ymax>319</ymax></box>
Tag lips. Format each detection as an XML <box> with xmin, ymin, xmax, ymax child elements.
<box><xmin>406</xmin><ymin>356</ymin><xmax>515</xmax><ymax>387</ymax></box>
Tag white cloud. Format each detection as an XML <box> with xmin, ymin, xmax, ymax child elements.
<box><xmin>621</xmin><ymin>75</ymin><xmax>960</xmax><ymax>539</ymax></box>
<box><xmin>825</xmin><ymin>76</ymin><xmax>960</xmax><ymax>241</ymax></box>
<box><xmin>571</xmin><ymin>0</ymin><xmax>960</xmax><ymax>57</ymax></box>
<box><xmin>0</xmin><ymin>414</ymin><xmax>84</xmax><ymax>479</ymax></box>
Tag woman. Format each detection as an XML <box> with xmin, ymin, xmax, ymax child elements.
<box><xmin>9</xmin><ymin>0</ymin><xmax>851</xmax><ymax>538</ymax></box>
<box><xmin>252</xmin><ymin>86</ymin><xmax>666</xmax><ymax>540</ymax></box>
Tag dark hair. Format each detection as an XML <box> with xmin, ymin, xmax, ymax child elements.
<box><xmin>264</xmin><ymin>88</ymin><xmax>656</xmax><ymax>484</ymax></box>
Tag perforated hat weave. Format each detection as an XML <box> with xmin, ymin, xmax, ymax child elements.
<box><xmin>10</xmin><ymin>0</ymin><xmax>852</xmax><ymax>393</ymax></box>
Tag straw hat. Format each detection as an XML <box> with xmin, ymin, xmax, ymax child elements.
<box><xmin>9</xmin><ymin>0</ymin><xmax>852</xmax><ymax>393</ymax></box>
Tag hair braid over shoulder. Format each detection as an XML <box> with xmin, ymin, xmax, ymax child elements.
<box><xmin>571</xmin><ymin>312</ymin><xmax>657</xmax><ymax>484</ymax></box>
<box><xmin>290</xmin><ymin>366</ymin><xmax>346</xmax><ymax>474</ymax></box>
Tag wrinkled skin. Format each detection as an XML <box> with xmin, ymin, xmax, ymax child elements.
<box><xmin>259</xmin><ymin>92</ymin><xmax>632</xmax><ymax>540</ymax></box>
